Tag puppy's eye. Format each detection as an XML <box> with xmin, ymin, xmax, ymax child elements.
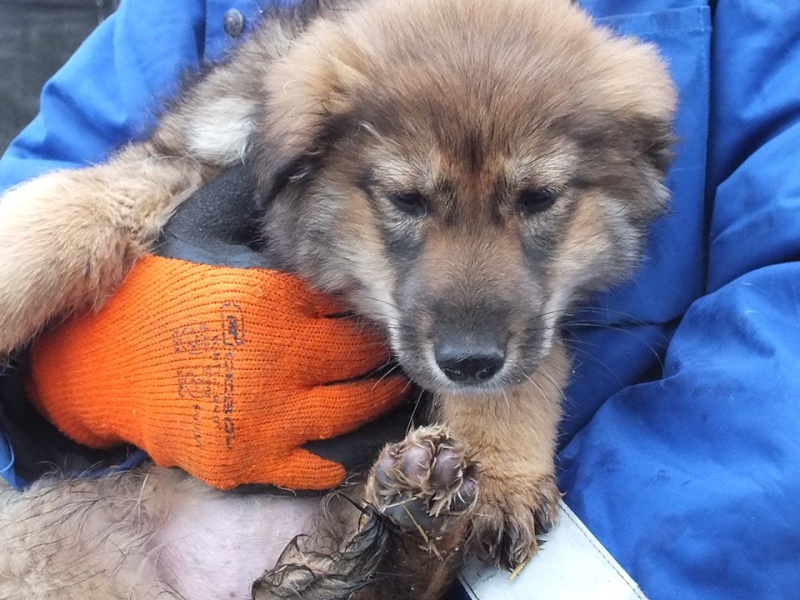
<box><xmin>518</xmin><ymin>188</ymin><xmax>559</xmax><ymax>216</ymax></box>
<box><xmin>389</xmin><ymin>191</ymin><xmax>429</xmax><ymax>217</ymax></box>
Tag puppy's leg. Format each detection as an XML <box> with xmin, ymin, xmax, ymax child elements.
<box><xmin>0</xmin><ymin>8</ymin><xmax>300</xmax><ymax>359</ymax></box>
<box><xmin>0</xmin><ymin>46</ymin><xmax>271</xmax><ymax>359</ymax></box>
<box><xmin>253</xmin><ymin>425</ymin><xmax>479</xmax><ymax>600</ymax></box>
<box><xmin>0</xmin><ymin>143</ymin><xmax>215</xmax><ymax>358</ymax></box>
<box><xmin>0</xmin><ymin>65</ymin><xmax>265</xmax><ymax>357</ymax></box>
<box><xmin>438</xmin><ymin>338</ymin><xmax>569</xmax><ymax>570</ymax></box>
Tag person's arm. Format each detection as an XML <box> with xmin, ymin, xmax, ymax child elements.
<box><xmin>0</xmin><ymin>1</ymin><xmax>207</xmax><ymax>192</ymax></box>
<box><xmin>559</xmin><ymin>2</ymin><xmax>800</xmax><ymax>599</ymax></box>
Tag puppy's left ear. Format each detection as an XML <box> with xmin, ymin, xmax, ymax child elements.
<box><xmin>249</xmin><ymin>23</ymin><xmax>367</xmax><ymax>203</ymax></box>
<box><xmin>588</xmin><ymin>31</ymin><xmax>678</xmax><ymax>166</ymax></box>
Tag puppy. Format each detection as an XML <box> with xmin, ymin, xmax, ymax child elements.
<box><xmin>0</xmin><ymin>0</ymin><xmax>676</xmax><ymax>597</ymax></box>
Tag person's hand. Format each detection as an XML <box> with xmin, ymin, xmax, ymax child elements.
<box><xmin>27</xmin><ymin>166</ymin><xmax>409</xmax><ymax>491</ymax></box>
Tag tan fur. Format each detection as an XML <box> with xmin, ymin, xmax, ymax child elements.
<box><xmin>0</xmin><ymin>146</ymin><xmax>209</xmax><ymax>356</ymax></box>
<box><xmin>0</xmin><ymin>467</ymin><xmax>193</xmax><ymax>599</ymax></box>
<box><xmin>0</xmin><ymin>0</ymin><xmax>676</xmax><ymax>596</ymax></box>
<box><xmin>440</xmin><ymin>341</ymin><xmax>569</xmax><ymax>564</ymax></box>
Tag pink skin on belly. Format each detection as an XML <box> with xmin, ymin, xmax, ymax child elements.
<box><xmin>153</xmin><ymin>493</ymin><xmax>322</xmax><ymax>600</ymax></box>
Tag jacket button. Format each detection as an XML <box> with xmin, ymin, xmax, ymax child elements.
<box><xmin>224</xmin><ymin>9</ymin><xmax>245</xmax><ymax>38</ymax></box>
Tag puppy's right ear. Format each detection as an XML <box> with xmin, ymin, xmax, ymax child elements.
<box><xmin>250</xmin><ymin>23</ymin><xmax>367</xmax><ymax>204</ymax></box>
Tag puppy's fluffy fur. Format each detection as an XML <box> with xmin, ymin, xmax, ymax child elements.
<box><xmin>0</xmin><ymin>0</ymin><xmax>676</xmax><ymax>597</ymax></box>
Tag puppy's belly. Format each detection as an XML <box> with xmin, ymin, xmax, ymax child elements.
<box><xmin>154</xmin><ymin>493</ymin><xmax>322</xmax><ymax>600</ymax></box>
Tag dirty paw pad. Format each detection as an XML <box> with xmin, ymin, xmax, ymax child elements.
<box><xmin>366</xmin><ymin>425</ymin><xmax>479</xmax><ymax>533</ymax></box>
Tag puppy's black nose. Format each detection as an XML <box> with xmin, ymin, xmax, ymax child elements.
<box><xmin>435</xmin><ymin>342</ymin><xmax>505</xmax><ymax>384</ymax></box>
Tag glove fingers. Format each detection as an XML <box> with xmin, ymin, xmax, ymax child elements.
<box><xmin>297</xmin><ymin>375</ymin><xmax>409</xmax><ymax>440</ymax></box>
<box><xmin>303</xmin><ymin>317</ymin><xmax>395</xmax><ymax>383</ymax></box>
<box><xmin>255</xmin><ymin>271</ymin><xmax>353</xmax><ymax>319</ymax></box>
<box><xmin>300</xmin><ymin>285</ymin><xmax>359</xmax><ymax>319</ymax></box>
<box><xmin>252</xmin><ymin>449</ymin><xmax>347</xmax><ymax>491</ymax></box>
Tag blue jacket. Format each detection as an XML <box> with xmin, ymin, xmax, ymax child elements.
<box><xmin>1</xmin><ymin>1</ymin><xmax>799</xmax><ymax>598</ymax></box>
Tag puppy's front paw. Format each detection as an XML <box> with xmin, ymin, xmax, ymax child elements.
<box><xmin>365</xmin><ymin>425</ymin><xmax>479</xmax><ymax>538</ymax></box>
<box><xmin>253</xmin><ymin>427</ymin><xmax>479</xmax><ymax>599</ymax></box>
<box><xmin>471</xmin><ymin>472</ymin><xmax>561</xmax><ymax>570</ymax></box>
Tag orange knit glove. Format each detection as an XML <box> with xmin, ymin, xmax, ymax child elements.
<box><xmin>27</xmin><ymin>167</ymin><xmax>409</xmax><ymax>491</ymax></box>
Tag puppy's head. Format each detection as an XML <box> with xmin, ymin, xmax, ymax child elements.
<box><xmin>254</xmin><ymin>0</ymin><xmax>676</xmax><ymax>394</ymax></box>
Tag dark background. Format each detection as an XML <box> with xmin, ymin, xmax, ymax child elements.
<box><xmin>0</xmin><ymin>0</ymin><xmax>118</xmax><ymax>153</ymax></box>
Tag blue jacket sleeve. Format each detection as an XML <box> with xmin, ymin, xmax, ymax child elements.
<box><xmin>0</xmin><ymin>1</ymin><xmax>207</xmax><ymax>193</ymax></box>
<box><xmin>560</xmin><ymin>2</ymin><xmax>800</xmax><ymax>599</ymax></box>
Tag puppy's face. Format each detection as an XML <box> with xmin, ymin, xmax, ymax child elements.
<box><xmin>256</xmin><ymin>0</ymin><xmax>676</xmax><ymax>395</ymax></box>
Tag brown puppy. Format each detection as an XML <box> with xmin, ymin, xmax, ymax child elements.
<box><xmin>252</xmin><ymin>0</ymin><xmax>675</xmax><ymax>568</ymax></box>
<box><xmin>0</xmin><ymin>0</ymin><xmax>676</xmax><ymax>597</ymax></box>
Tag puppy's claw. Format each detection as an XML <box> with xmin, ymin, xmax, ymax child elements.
<box><xmin>471</xmin><ymin>473</ymin><xmax>561</xmax><ymax>570</ymax></box>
